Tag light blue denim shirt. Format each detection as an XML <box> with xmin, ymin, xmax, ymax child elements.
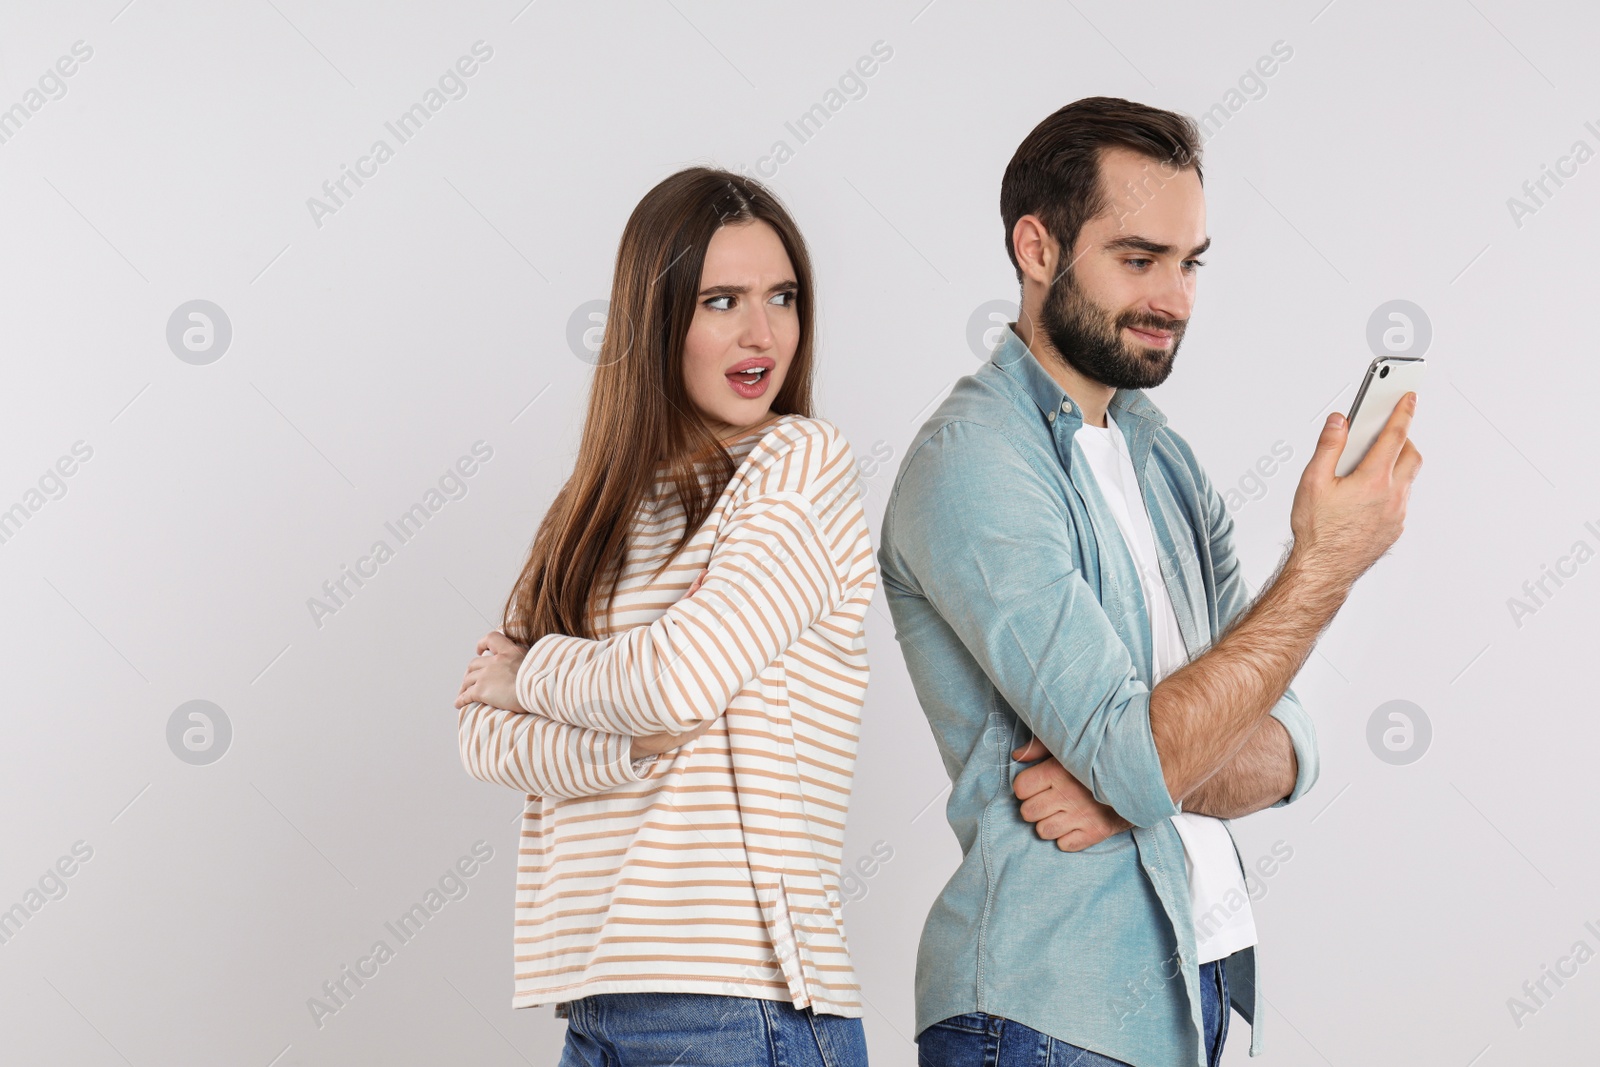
<box><xmin>877</xmin><ymin>324</ymin><xmax>1319</xmax><ymax>1067</ymax></box>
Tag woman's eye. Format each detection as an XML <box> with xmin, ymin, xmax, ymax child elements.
<box><xmin>705</xmin><ymin>295</ymin><xmax>734</xmax><ymax>311</ymax></box>
<box><xmin>770</xmin><ymin>290</ymin><xmax>796</xmax><ymax>307</ymax></box>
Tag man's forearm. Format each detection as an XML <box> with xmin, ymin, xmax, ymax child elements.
<box><xmin>1151</xmin><ymin>546</ymin><xmax>1347</xmax><ymax>804</ymax></box>
<box><xmin>1182</xmin><ymin>715</ymin><xmax>1297</xmax><ymax>819</ymax></box>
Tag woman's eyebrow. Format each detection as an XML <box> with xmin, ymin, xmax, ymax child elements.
<box><xmin>697</xmin><ymin>279</ymin><xmax>799</xmax><ymax>296</ymax></box>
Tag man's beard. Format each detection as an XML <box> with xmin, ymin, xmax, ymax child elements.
<box><xmin>1036</xmin><ymin>268</ymin><xmax>1185</xmax><ymax>390</ymax></box>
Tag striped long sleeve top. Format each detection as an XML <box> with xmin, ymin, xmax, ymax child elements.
<box><xmin>457</xmin><ymin>414</ymin><xmax>880</xmax><ymax>1016</ymax></box>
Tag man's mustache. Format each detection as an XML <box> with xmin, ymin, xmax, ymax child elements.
<box><xmin>1119</xmin><ymin>316</ymin><xmax>1186</xmax><ymax>335</ymax></box>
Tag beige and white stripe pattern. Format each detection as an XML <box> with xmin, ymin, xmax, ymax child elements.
<box><xmin>457</xmin><ymin>414</ymin><xmax>879</xmax><ymax>1016</ymax></box>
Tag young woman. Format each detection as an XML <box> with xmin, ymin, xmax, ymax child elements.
<box><xmin>453</xmin><ymin>167</ymin><xmax>879</xmax><ymax>1066</ymax></box>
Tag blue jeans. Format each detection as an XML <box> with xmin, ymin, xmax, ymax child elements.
<box><xmin>557</xmin><ymin>991</ymin><xmax>869</xmax><ymax>1067</ymax></box>
<box><xmin>916</xmin><ymin>959</ymin><xmax>1229</xmax><ymax>1067</ymax></box>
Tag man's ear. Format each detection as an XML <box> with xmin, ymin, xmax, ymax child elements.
<box><xmin>1011</xmin><ymin>214</ymin><xmax>1059</xmax><ymax>287</ymax></box>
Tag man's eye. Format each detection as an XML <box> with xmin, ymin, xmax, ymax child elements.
<box><xmin>1125</xmin><ymin>258</ymin><xmax>1206</xmax><ymax>271</ymax></box>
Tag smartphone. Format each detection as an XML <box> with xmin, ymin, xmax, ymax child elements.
<box><xmin>1335</xmin><ymin>356</ymin><xmax>1426</xmax><ymax>477</ymax></box>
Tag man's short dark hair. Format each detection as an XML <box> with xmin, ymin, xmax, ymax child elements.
<box><xmin>1000</xmin><ymin>97</ymin><xmax>1204</xmax><ymax>284</ymax></box>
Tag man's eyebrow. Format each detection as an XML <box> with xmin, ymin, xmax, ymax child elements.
<box><xmin>1102</xmin><ymin>235</ymin><xmax>1212</xmax><ymax>257</ymax></box>
<box><xmin>697</xmin><ymin>279</ymin><xmax>799</xmax><ymax>296</ymax></box>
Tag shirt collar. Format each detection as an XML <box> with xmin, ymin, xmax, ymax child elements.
<box><xmin>989</xmin><ymin>322</ymin><xmax>1168</xmax><ymax>430</ymax></box>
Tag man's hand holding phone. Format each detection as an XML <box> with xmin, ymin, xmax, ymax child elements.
<box><xmin>1292</xmin><ymin>390</ymin><xmax>1422</xmax><ymax>585</ymax></box>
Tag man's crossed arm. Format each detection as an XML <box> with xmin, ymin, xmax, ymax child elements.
<box><xmin>1012</xmin><ymin>713</ymin><xmax>1297</xmax><ymax>850</ymax></box>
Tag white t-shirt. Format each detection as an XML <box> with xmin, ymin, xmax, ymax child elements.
<box><xmin>1074</xmin><ymin>411</ymin><xmax>1257</xmax><ymax>964</ymax></box>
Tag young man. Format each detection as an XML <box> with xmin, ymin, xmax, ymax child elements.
<box><xmin>877</xmin><ymin>97</ymin><xmax>1421</xmax><ymax>1066</ymax></box>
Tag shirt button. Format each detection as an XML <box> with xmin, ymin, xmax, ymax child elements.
<box><xmin>1047</xmin><ymin>410</ymin><xmax>1056</xmax><ymax>422</ymax></box>
<box><xmin>1061</xmin><ymin>400</ymin><xmax>1073</xmax><ymax>414</ymax></box>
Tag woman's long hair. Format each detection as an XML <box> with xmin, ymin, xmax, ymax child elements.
<box><xmin>503</xmin><ymin>167</ymin><xmax>817</xmax><ymax>645</ymax></box>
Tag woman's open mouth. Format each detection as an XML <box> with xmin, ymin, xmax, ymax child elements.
<box><xmin>725</xmin><ymin>361</ymin><xmax>774</xmax><ymax>399</ymax></box>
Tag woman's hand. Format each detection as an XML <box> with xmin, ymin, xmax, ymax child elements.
<box><xmin>685</xmin><ymin>567</ymin><xmax>708</xmax><ymax>597</ymax></box>
<box><xmin>454</xmin><ymin>631</ymin><xmax>529</xmax><ymax>711</ymax></box>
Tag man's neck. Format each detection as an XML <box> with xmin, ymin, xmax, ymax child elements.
<box><xmin>1013</xmin><ymin>319</ymin><xmax>1115</xmax><ymax>428</ymax></box>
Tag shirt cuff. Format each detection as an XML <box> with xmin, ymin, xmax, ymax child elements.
<box><xmin>586</xmin><ymin>728</ymin><xmax>651</xmax><ymax>791</ymax></box>
<box><xmin>1268</xmin><ymin>692</ymin><xmax>1319</xmax><ymax>807</ymax></box>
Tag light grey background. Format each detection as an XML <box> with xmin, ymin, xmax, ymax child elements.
<box><xmin>1</xmin><ymin>0</ymin><xmax>1594</xmax><ymax>1063</ymax></box>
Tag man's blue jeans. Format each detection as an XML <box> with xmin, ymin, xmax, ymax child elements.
<box><xmin>557</xmin><ymin>991</ymin><xmax>870</xmax><ymax>1067</ymax></box>
<box><xmin>916</xmin><ymin>958</ymin><xmax>1230</xmax><ymax>1066</ymax></box>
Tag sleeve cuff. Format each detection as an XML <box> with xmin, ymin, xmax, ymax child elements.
<box><xmin>584</xmin><ymin>729</ymin><xmax>650</xmax><ymax>791</ymax></box>
<box><xmin>1268</xmin><ymin>689</ymin><xmax>1319</xmax><ymax>807</ymax></box>
<box><xmin>1095</xmin><ymin>690</ymin><xmax>1182</xmax><ymax>828</ymax></box>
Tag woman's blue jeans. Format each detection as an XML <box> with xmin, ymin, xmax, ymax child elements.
<box><xmin>915</xmin><ymin>958</ymin><xmax>1230</xmax><ymax>1067</ymax></box>
<box><xmin>557</xmin><ymin>991</ymin><xmax>870</xmax><ymax>1067</ymax></box>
